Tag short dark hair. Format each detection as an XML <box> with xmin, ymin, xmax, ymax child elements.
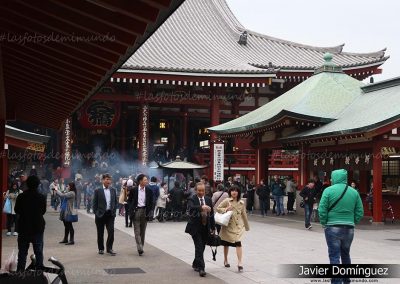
<box><xmin>217</xmin><ymin>183</ymin><xmax>224</xmax><ymax>192</ymax></box>
<box><xmin>174</xmin><ymin>181</ymin><xmax>180</xmax><ymax>188</ymax></box>
<box><xmin>68</xmin><ymin>182</ymin><xmax>77</xmax><ymax>192</ymax></box>
<box><xmin>26</xmin><ymin>176</ymin><xmax>40</xmax><ymax>190</ymax></box>
<box><xmin>228</xmin><ymin>184</ymin><xmax>241</xmax><ymax>201</ymax></box>
<box><xmin>160</xmin><ymin>182</ymin><xmax>167</xmax><ymax>187</ymax></box>
<box><xmin>151</xmin><ymin>176</ymin><xmax>157</xmax><ymax>182</ymax></box>
<box><xmin>201</xmin><ymin>175</ymin><xmax>208</xmax><ymax>182</ymax></box>
<box><xmin>137</xmin><ymin>174</ymin><xmax>147</xmax><ymax>184</ymax></box>
<box><xmin>102</xmin><ymin>173</ymin><xmax>112</xmax><ymax>180</ymax></box>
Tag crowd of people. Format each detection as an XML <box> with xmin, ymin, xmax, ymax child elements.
<box><xmin>3</xmin><ymin>162</ymin><xmax>368</xmax><ymax>282</ymax></box>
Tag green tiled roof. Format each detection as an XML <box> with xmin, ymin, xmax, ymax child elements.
<box><xmin>285</xmin><ymin>77</ymin><xmax>400</xmax><ymax>141</ymax></box>
<box><xmin>209</xmin><ymin>66</ymin><xmax>364</xmax><ymax>135</ymax></box>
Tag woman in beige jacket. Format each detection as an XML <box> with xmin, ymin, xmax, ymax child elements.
<box><xmin>217</xmin><ymin>185</ymin><xmax>250</xmax><ymax>272</ymax></box>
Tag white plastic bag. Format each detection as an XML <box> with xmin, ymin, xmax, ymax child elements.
<box><xmin>4</xmin><ymin>249</ymin><xmax>17</xmax><ymax>272</ymax></box>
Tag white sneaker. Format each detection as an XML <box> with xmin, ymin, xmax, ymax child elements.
<box><xmin>13</xmin><ymin>232</ymin><xmax>18</xmax><ymax>236</ymax></box>
<box><xmin>6</xmin><ymin>232</ymin><xmax>11</xmax><ymax>236</ymax></box>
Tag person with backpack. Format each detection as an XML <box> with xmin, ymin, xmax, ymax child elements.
<box><xmin>319</xmin><ymin>169</ymin><xmax>364</xmax><ymax>284</ymax></box>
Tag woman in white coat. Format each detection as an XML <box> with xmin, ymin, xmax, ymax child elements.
<box><xmin>156</xmin><ymin>182</ymin><xmax>169</xmax><ymax>222</ymax></box>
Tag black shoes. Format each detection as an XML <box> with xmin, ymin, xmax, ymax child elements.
<box><xmin>98</xmin><ymin>250</ymin><xmax>104</xmax><ymax>255</ymax></box>
<box><xmin>199</xmin><ymin>270</ymin><xmax>206</xmax><ymax>277</ymax></box>
<box><xmin>59</xmin><ymin>240</ymin><xmax>68</xmax><ymax>244</ymax></box>
<box><xmin>138</xmin><ymin>250</ymin><xmax>144</xmax><ymax>256</ymax></box>
<box><xmin>238</xmin><ymin>266</ymin><xmax>243</xmax><ymax>272</ymax></box>
<box><xmin>224</xmin><ymin>262</ymin><xmax>230</xmax><ymax>268</ymax></box>
<box><xmin>107</xmin><ymin>250</ymin><xmax>117</xmax><ymax>256</ymax></box>
<box><xmin>65</xmin><ymin>241</ymin><xmax>75</xmax><ymax>245</ymax></box>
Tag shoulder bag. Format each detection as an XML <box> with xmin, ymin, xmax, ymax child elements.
<box><xmin>328</xmin><ymin>185</ymin><xmax>349</xmax><ymax>212</ymax></box>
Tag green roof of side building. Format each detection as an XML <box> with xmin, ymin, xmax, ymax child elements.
<box><xmin>285</xmin><ymin>76</ymin><xmax>400</xmax><ymax>141</ymax></box>
<box><xmin>208</xmin><ymin>53</ymin><xmax>365</xmax><ymax>135</ymax></box>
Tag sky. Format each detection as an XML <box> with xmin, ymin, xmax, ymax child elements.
<box><xmin>226</xmin><ymin>0</ymin><xmax>399</xmax><ymax>82</ymax></box>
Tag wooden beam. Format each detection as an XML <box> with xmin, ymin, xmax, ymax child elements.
<box><xmin>92</xmin><ymin>0</ymin><xmax>160</xmax><ymax>23</ymax></box>
<box><xmin>16</xmin><ymin>0</ymin><xmax>137</xmax><ymax>47</ymax></box>
<box><xmin>0</xmin><ymin>19</ymin><xmax>117</xmax><ymax>66</ymax></box>
<box><xmin>0</xmin><ymin>15</ymin><xmax>120</xmax><ymax>63</ymax></box>
<box><xmin>50</xmin><ymin>0</ymin><xmax>148</xmax><ymax>36</ymax></box>
<box><xmin>0</xmin><ymin>5</ymin><xmax>126</xmax><ymax>55</ymax></box>
<box><xmin>4</xmin><ymin>48</ymin><xmax>100</xmax><ymax>85</ymax></box>
<box><xmin>4</xmin><ymin>68</ymin><xmax>88</xmax><ymax>99</ymax></box>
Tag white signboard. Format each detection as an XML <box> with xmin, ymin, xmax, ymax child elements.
<box><xmin>63</xmin><ymin>118</ymin><xmax>71</xmax><ymax>167</ymax></box>
<box><xmin>213</xmin><ymin>143</ymin><xmax>224</xmax><ymax>182</ymax></box>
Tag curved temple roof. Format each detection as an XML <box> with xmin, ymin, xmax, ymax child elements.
<box><xmin>208</xmin><ymin>56</ymin><xmax>365</xmax><ymax>135</ymax></box>
<box><xmin>121</xmin><ymin>0</ymin><xmax>388</xmax><ymax>75</ymax></box>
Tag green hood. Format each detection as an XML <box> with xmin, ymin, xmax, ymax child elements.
<box><xmin>330</xmin><ymin>169</ymin><xmax>348</xmax><ymax>185</ymax></box>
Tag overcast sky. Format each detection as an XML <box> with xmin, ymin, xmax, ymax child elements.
<box><xmin>226</xmin><ymin>0</ymin><xmax>399</xmax><ymax>82</ymax></box>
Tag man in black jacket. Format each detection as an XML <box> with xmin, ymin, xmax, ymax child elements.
<box><xmin>170</xmin><ymin>181</ymin><xmax>184</xmax><ymax>221</ymax></box>
<box><xmin>256</xmin><ymin>179</ymin><xmax>270</xmax><ymax>217</ymax></box>
<box><xmin>185</xmin><ymin>182</ymin><xmax>215</xmax><ymax>277</ymax></box>
<box><xmin>93</xmin><ymin>173</ymin><xmax>118</xmax><ymax>255</ymax></box>
<box><xmin>300</xmin><ymin>180</ymin><xmax>316</xmax><ymax>229</ymax></box>
<box><xmin>128</xmin><ymin>174</ymin><xmax>153</xmax><ymax>256</ymax></box>
<box><xmin>14</xmin><ymin>175</ymin><xmax>47</xmax><ymax>271</ymax></box>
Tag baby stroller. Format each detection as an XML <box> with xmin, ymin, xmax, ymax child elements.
<box><xmin>0</xmin><ymin>254</ymin><xmax>68</xmax><ymax>284</ymax></box>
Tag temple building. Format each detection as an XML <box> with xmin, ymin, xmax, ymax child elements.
<box><xmin>210</xmin><ymin>53</ymin><xmax>400</xmax><ymax>223</ymax></box>
<box><xmin>71</xmin><ymin>0</ymin><xmax>388</xmax><ymax>181</ymax></box>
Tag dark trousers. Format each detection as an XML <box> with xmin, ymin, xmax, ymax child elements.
<box><xmin>259</xmin><ymin>199</ymin><xmax>269</xmax><ymax>216</ymax></box>
<box><xmin>191</xmin><ymin>225</ymin><xmax>208</xmax><ymax>270</ymax></box>
<box><xmin>86</xmin><ymin>197</ymin><xmax>92</xmax><ymax>213</ymax></box>
<box><xmin>6</xmin><ymin>214</ymin><xmax>18</xmax><ymax>232</ymax></box>
<box><xmin>287</xmin><ymin>192</ymin><xmax>295</xmax><ymax>211</ymax></box>
<box><xmin>95</xmin><ymin>211</ymin><xmax>115</xmax><ymax>251</ymax></box>
<box><xmin>125</xmin><ymin>203</ymin><xmax>132</xmax><ymax>226</ymax></box>
<box><xmin>17</xmin><ymin>232</ymin><xmax>44</xmax><ymax>272</ymax></box>
<box><xmin>63</xmin><ymin>221</ymin><xmax>74</xmax><ymax>242</ymax></box>
<box><xmin>157</xmin><ymin>207</ymin><xmax>166</xmax><ymax>222</ymax></box>
<box><xmin>133</xmin><ymin>208</ymin><xmax>147</xmax><ymax>252</ymax></box>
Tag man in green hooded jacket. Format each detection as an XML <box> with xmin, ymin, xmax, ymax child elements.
<box><xmin>319</xmin><ymin>169</ymin><xmax>364</xmax><ymax>283</ymax></box>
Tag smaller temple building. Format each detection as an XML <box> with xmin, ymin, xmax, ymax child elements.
<box><xmin>210</xmin><ymin>53</ymin><xmax>400</xmax><ymax>223</ymax></box>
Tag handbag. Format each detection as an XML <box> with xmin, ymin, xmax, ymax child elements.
<box><xmin>214</xmin><ymin>210</ymin><xmax>233</xmax><ymax>226</ymax></box>
<box><xmin>3</xmin><ymin>198</ymin><xmax>12</xmax><ymax>214</ymax></box>
<box><xmin>207</xmin><ymin>233</ymin><xmax>221</xmax><ymax>261</ymax></box>
<box><xmin>299</xmin><ymin>200</ymin><xmax>305</xmax><ymax>208</ymax></box>
<box><xmin>66</xmin><ymin>209</ymin><xmax>78</xmax><ymax>223</ymax></box>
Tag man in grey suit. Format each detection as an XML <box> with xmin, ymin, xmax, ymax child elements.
<box><xmin>93</xmin><ymin>173</ymin><xmax>118</xmax><ymax>256</ymax></box>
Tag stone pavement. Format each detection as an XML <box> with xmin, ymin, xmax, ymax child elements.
<box><xmin>1</xmin><ymin>208</ymin><xmax>224</xmax><ymax>284</ymax></box>
<box><xmin>2</xmin><ymin>208</ymin><xmax>400</xmax><ymax>284</ymax></box>
<box><xmin>103</xmin><ymin>211</ymin><xmax>400</xmax><ymax>284</ymax></box>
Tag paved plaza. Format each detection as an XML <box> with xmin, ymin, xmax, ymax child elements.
<box><xmin>2</xmin><ymin>208</ymin><xmax>400</xmax><ymax>284</ymax></box>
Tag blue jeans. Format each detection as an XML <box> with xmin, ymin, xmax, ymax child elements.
<box><xmin>324</xmin><ymin>226</ymin><xmax>354</xmax><ymax>284</ymax></box>
<box><xmin>275</xmin><ymin>195</ymin><xmax>284</xmax><ymax>215</ymax></box>
<box><xmin>17</xmin><ymin>232</ymin><xmax>44</xmax><ymax>271</ymax></box>
<box><xmin>304</xmin><ymin>203</ymin><xmax>313</xmax><ymax>227</ymax></box>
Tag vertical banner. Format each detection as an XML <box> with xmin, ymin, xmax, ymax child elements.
<box><xmin>62</xmin><ymin>118</ymin><xmax>72</xmax><ymax>167</ymax></box>
<box><xmin>139</xmin><ymin>104</ymin><xmax>149</xmax><ymax>166</ymax></box>
<box><xmin>213</xmin><ymin>143</ymin><xmax>224</xmax><ymax>182</ymax></box>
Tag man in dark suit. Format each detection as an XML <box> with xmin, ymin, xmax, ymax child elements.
<box><xmin>128</xmin><ymin>174</ymin><xmax>153</xmax><ymax>256</ymax></box>
<box><xmin>185</xmin><ymin>182</ymin><xmax>215</xmax><ymax>277</ymax></box>
<box><xmin>93</xmin><ymin>173</ymin><xmax>118</xmax><ymax>255</ymax></box>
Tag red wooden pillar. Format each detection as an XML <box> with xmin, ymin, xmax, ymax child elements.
<box><xmin>183</xmin><ymin>112</ymin><xmax>188</xmax><ymax>148</ymax></box>
<box><xmin>372</xmin><ymin>142</ymin><xmax>383</xmax><ymax>223</ymax></box>
<box><xmin>120</xmin><ymin>111</ymin><xmax>127</xmax><ymax>159</ymax></box>
<box><xmin>0</xmin><ymin>121</ymin><xmax>6</xmax><ymax>263</ymax></box>
<box><xmin>299</xmin><ymin>144</ymin><xmax>309</xmax><ymax>188</ymax></box>
<box><xmin>210</xmin><ymin>95</ymin><xmax>220</xmax><ymax>180</ymax></box>
<box><xmin>138</xmin><ymin>104</ymin><xmax>149</xmax><ymax>167</ymax></box>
